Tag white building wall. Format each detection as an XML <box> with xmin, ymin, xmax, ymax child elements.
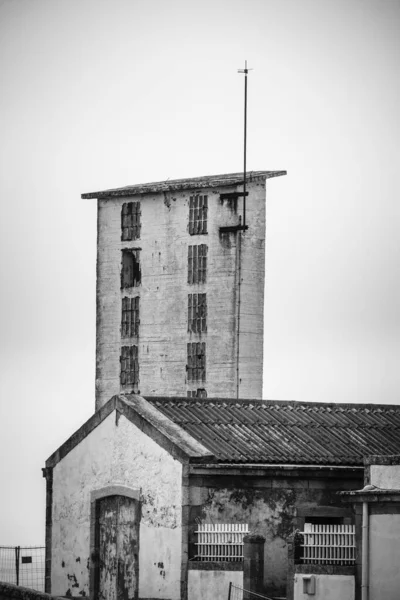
<box><xmin>293</xmin><ymin>574</ymin><xmax>355</xmax><ymax>600</ymax></box>
<box><xmin>51</xmin><ymin>412</ymin><xmax>183</xmax><ymax>598</ymax></box>
<box><xmin>96</xmin><ymin>178</ymin><xmax>266</xmax><ymax>409</ymax></box>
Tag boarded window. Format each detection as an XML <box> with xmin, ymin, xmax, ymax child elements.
<box><xmin>121</xmin><ymin>202</ymin><xmax>141</xmax><ymax>241</ymax></box>
<box><xmin>189</xmin><ymin>194</ymin><xmax>208</xmax><ymax>235</ymax></box>
<box><xmin>121</xmin><ymin>249</ymin><xmax>141</xmax><ymax>288</ymax></box>
<box><xmin>188</xmin><ymin>245</ymin><xmax>207</xmax><ymax>284</ymax></box>
<box><xmin>120</xmin><ymin>346</ymin><xmax>139</xmax><ymax>386</ymax></box>
<box><xmin>187</xmin><ymin>389</ymin><xmax>207</xmax><ymax>398</ymax></box>
<box><xmin>188</xmin><ymin>293</ymin><xmax>207</xmax><ymax>333</ymax></box>
<box><xmin>194</xmin><ymin>524</ymin><xmax>249</xmax><ymax>561</ymax></box>
<box><xmin>121</xmin><ymin>297</ymin><xmax>139</xmax><ymax>337</ymax></box>
<box><xmin>187</xmin><ymin>342</ymin><xmax>206</xmax><ymax>382</ymax></box>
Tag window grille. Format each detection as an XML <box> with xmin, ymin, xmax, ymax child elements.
<box><xmin>187</xmin><ymin>342</ymin><xmax>206</xmax><ymax>382</ymax></box>
<box><xmin>189</xmin><ymin>194</ymin><xmax>208</xmax><ymax>235</ymax></box>
<box><xmin>188</xmin><ymin>245</ymin><xmax>207</xmax><ymax>285</ymax></box>
<box><xmin>120</xmin><ymin>346</ymin><xmax>139</xmax><ymax>386</ymax></box>
<box><xmin>188</xmin><ymin>293</ymin><xmax>207</xmax><ymax>333</ymax></box>
<box><xmin>121</xmin><ymin>202</ymin><xmax>141</xmax><ymax>241</ymax></box>
<box><xmin>121</xmin><ymin>297</ymin><xmax>139</xmax><ymax>337</ymax></box>
<box><xmin>300</xmin><ymin>524</ymin><xmax>356</xmax><ymax>565</ymax></box>
<box><xmin>187</xmin><ymin>389</ymin><xmax>207</xmax><ymax>398</ymax></box>
<box><xmin>194</xmin><ymin>524</ymin><xmax>249</xmax><ymax>561</ymax></box>
<box><xmin>121</xmin><ymin>249</ymin><xmax>141</xmax><ymax>288</ymax></box>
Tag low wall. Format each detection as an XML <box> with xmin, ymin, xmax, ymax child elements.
<box><xmin>293</xmin><ymin>573</ymin><xmax>354</xmax><ymax>600</ymax></box>
<box><xmin>188</xmin><ymin>563</ymin><xmax>243</xmax><ymax>600</ymax></box>
<box><xmin>0</xmin><ymin>582</ymin><xmax>63</xmax><ymax>599</ymax></box>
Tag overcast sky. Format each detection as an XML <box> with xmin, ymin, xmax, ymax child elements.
<box><xmin>1</xmin><ymin>0</ymin><xmax>399</xmax><ymax>545</ymax></box>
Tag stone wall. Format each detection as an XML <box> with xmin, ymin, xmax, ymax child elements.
<box><xmin>95</xmin><ymin>178</ymin><xmax>266</xmax><ymax>409</ymax></box>
<box><xmin>0</xmin><ymin>582</ymin><xmax>62</xmax><ymax>599</ymax></box>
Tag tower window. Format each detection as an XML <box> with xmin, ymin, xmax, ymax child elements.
<box><xmin>187</xmin><ymin>342</ymin><xmax>206</xmax><ymax>382</ymax></box>
<box><xmin>188</xmin><ymin>293</ymin><xmax>207</xmax><ymax>333</ymax></box>
<box><xmin>189</xmin><ymin>194</ymin><xmax>208</xmax><ymax>235</ymax></box>
<box><xmin>188</xmin><ymin>245</ymin><xmax>207</xmax><ymax>285</ymax></box>
<box><xmin>120</xmin><ymin>346</ymin><xmax>139</xmax><ymax>386</ymax></box>
<box><xmin>122</xmin><ymin>297</ymin><xmax>140</xmax><ymax>337</ymax></box>
<box><xmin>187</xmin><ymin>389</ymin><xmax>207</xmax><ymax>398</ymax></box>
<box><xmin>121</xmin><ymin>202</ymin><xmax>141</xmax><ymax>241</ymax></box>
<box><xmin>121</xmin><ymin>249</ymin><xmax>141</xmax><ymax>288</ymax></box>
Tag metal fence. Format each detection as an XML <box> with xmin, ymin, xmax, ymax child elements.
<box><xmin>228</xmin><ymin>582</ymin><xmax>276</xmax><ymax>600</ymax></box>
<box><xmin>195</xmin><ymin>523</ymin><xmax>249</xmax><ymax>561</ymax></box>
<box><xmin>0</xmin><ymin>546</ymin><xmax>45</xmax><ymax>592</ymax></box>
<box><xmin>300</xmin><ymin>524</ymin><xmax>356</xmax><ymax>565</ymax></box>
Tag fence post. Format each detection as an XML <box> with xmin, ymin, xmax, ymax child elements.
<box><xmin>15</xmin><ymin>546</ymin><xmax>20</xmax><ymax>586</ymax></box>
<box><xmin>228</xmin><ymin>581</ymin><xmax>232</xmax><ymax>600</ymax></box>
<box><xmin>243</xmin><ymin>534</ymin><xmax>265</xmax><ymax>599</ymax></box>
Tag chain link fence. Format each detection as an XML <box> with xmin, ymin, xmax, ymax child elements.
<box><xmin>0</xmin><ymin>546</ymin><xmax>45</xmax><ymax>592</ymax></box>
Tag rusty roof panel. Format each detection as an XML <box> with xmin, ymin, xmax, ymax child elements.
<box><xmin>144</xmin><ymin>397</ymin><xmax>400</xmax><ymax>465</ymax></box>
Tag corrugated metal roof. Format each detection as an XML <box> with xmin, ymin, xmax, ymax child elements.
<box><xmin>144</xmin><ymin>397</ymin><xmax>400</xmax><ymax>465</ymax></box>
<box><xmin>81</xmin><ymin>170</ymin><xmax>286</xmax><ymax>199</ymax></box>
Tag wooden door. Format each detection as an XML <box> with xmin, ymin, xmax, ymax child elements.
<box><xmin>95</xmin><ymin>495</ymin><xmax>140</xmax><ymax>600</ymax></box>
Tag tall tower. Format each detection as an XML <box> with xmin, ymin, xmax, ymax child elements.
<box><xmin>82</xmin><ymin>171</ymin><xmax>286</xmax><ymax>410</ymax></box>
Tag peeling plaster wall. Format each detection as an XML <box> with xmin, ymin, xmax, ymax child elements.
<box><xmin>96</xmin><ymin>179</ymin><xmax>266</xmax><ymax>409</ymax></box>
<box><xmin>189</xmin><ymin>474</ymin><xmax>361</xmax><ymax>597</ymax></box>
<box><xmin>51</xmin><ymin>412</ymin><xmax>182</xmax><ymax>598</ymax></box>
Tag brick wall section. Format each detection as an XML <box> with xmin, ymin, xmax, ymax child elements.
<box><xmin>95</xmin><ymin>179</ymin><xmax>266</xmax><ymax>409</ymax></box>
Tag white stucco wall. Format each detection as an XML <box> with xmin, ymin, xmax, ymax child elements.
<box><xmin>188</xmin><ymin>569</ymin><xmax>243</xmax><ymax>600</ymax></box>
<box><xmin>370</xmin><ymin>464</ymin><xmax>400</xmax><ymax>489</ymax></box>
<box><xmin>369</xmin><ymin>513</ymin><xmax>400</xmax><ymax>600</ymax></box>
<box><xmin>293</xmin><ymin>574</ymin><xmax>354</xmax><ymax>600</ymax></box>
<box><xmin>51</xmin><ymin>411</ymin><xmax>183</xmax><ymax>598</ymax></box>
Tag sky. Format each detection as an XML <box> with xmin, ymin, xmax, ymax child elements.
<box><xmin>0</xmin><ymin>0</ymin><xmax>399</xmax><ymax>545</ymax></box>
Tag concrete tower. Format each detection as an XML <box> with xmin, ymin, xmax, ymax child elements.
<box><xmin>82</xmin><ymin>171</ymin><xmax>286</xmax><ymax>410</ymax></box>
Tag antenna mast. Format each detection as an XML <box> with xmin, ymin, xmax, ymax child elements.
<box><xmin>238</xmin><ymin>60</ymin><xmax>252</xmax><ymax>229</ymax></box>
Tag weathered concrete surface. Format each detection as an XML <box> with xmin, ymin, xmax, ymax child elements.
<box><xmin>187</xmin><ymin>568</ymin><xmax>243</xmax><ymax>600</ymax></box>
<box><xmin>51</xmin><ymin>411</ymin><xmax>182</xmax><ymax>598</ymax></box>
<box><xmin>189</xmin><ymin>471</ymin><xmax>361</xmax><ymax>597</ymax></box>
<box><xmin>96</xmin><ymin>177</ymin><xmax>267</xmax><ymax>408</ymax></box>
<box><xmin>0</xmin><ymin>582</ymin><xmax>63</xmax><ymax>599</ymax></box>
<box><xmin>293</xmin><ymin>574</ymin><xmax>355</xmax><ymax>600</ymax></box>
<box><xmin>369</xmin><ymin>513</ymin><xmax>400</xmax><ymax>600</ymax></box>
<box><xmin>370</xmin><ymin>464</ymin><xmax>400</xmax><ymax>489</ymax></box>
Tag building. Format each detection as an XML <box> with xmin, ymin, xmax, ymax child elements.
<box><xmin>43</xmin><ymin>395</ymin><xmax>400</xmax><ymax>599</ymax></box>
<box><xmin>81</xmin><ymin>171</ymin><xmax>286</xmax><ymax>409</ymax></box>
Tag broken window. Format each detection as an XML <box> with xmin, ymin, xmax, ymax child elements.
<box><xmin>188</xmin><ymin>293</ymin><xmax>207</xmax><ymax>333</ymax></box>
<box><xmin>121</xmin><ymin>202</ymin><xmax>141</xmax><ymax>241</ymax></box>
<box><xmin>120</xmin><ymin>345</ymin><xmax>139</xmax><ymax>386</ymax></box>
<box><xmin>188</xmin><ymin>244</ymin><xmax>207</xmax><ymax>285</ymax></box>
<box><xmin>121</xmin><ymin>249</ymin><xmax>141</xmax><ymax>288</ymax></box>
<box><xmin>187</xmin><ymin>389</ymin><xmax>207</xmax><ymax>398</ymax></box>
<box><xmin>187</xmin><ymin>342</ymin><xmax>206</xmax><ymax>382</ymax></box>
<box><xmin>121</xmin><ymin>297</ymin><xmax>139</xmax><ymax>337</ymax></box>
<box><xmin>189</xmin><ymin>194</ymin><xmax>208</xmax><ymax>235</ymax></box>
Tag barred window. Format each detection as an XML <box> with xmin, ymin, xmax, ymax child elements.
<box><xmin>188</xmin><ymin>293</ymin><xmax>207</xmax><ymax>333</ymax></box>
<box><xmin>122</xmin><ymin>297</ymin><xmax>139</xmax><ymax>337</ymax></box>
<box><xmin>121</xmin><ymin>249</ymin><xmax>141</xmax><ymax>288</ymax></box>
<box><xmin>187</xmin><ymin>389</ymin><xmax>207</xmax><ymax>398</ymax></box>
<box><xmin>189</xmin><ymin>194</ymin><xmax>208</xmax><ymax>235</ymax></box>
<box><xmin>121</xmin><ymin>202</ymin><xmax>141</xmax><ymax>241</ymax></box>
<box><xmin>188</xmin><ymin>245</ymin><xmax>207</xmax><ymax>285</ymax></box>
<box><xmin>120</xmin><ymin>346</ymin><xmax>139</xmax><ymax>386</ymax></box>
<box><xmin>187</xmin><ymin>342</ymin><xmax>206</xmax><ymax>382</ymax></box>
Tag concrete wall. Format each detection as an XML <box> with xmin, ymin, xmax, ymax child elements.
<box><xmin>96</xmin><ymin>178</ymin><xmax>266</xmax><ymax>409</ymax></box>
<box><xmin>293</xmin><ymin>574</ymin><xmax>354</xmax><ymax>600</ymax></box>
<box><xmin>369</xmin><ymin>513</ymin><xmax>400</xmax><ymax>600</ymax></box>
<box><xmin>370</xmin><ymin>464</ymin><xmax>400</xmax><ymax>489</ymax></box>
<box><xmin>0</xmin><ymin>582</ymin><xmax>63</xmax><ymax>600</ymax></box>
<box><xmin>51</xmin><ymin>411</ymin><xmax>183</xmax><ymax>598</ymax></box>
<box><xmin>187</xmin><ymin>568</ymin><xmax>243</xmax><ymax>600</ymax></box>
<box><xmin>189</xmin><ymin>469</ymin><xmax>362</xmax><ymax>598</ymax></box>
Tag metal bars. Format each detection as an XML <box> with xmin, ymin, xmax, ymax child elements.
<box><xmin>188</xmin><ymin>245</ymin><xmax>207</xmax><ymax>284</ymax></box>
<box><xmin>195</xmin><ymin>524</ymin><xmax>248</xmax><ymax>562</ymax></box>
<box><xmin>122</xmin><ymin>297</ymin><xmax>139</xmax><ymax>337</ymax></box>
<box><xmin>120</xmin><ymin>345</ymin><xmax>139</xmax><ymax>386</ymax></box>
<box><xmin>188</xmin><ymin>293</ymin><xmax>207</xmax><ymax>333</ymax></box>
<box><xmin>121</xmin><ymin>202</ymin><xmax>141</xmax><ymax>241</ymax></box>
<box><xmin>189</xmin><ymin>194</ymin><xmax>208</xmax><ymax>235</ymax></box>
<box><xmin>301</xmin><ymin>524</ymin><xmax>356</xmax><ymax>565</ymax></box>
<box><xmin>187</xmin><ymin>342</ymin><xmax>206</xmax><ymax>382</ymax></box>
